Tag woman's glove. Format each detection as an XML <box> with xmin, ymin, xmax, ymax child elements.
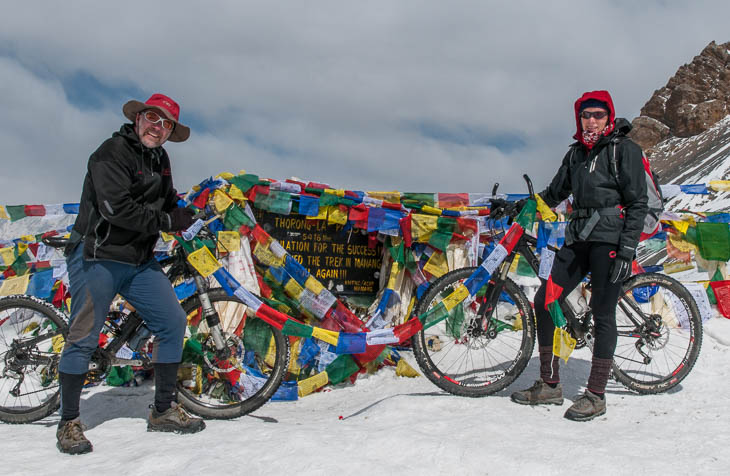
<box><xmin>609</xmin><ymin>255</ymin><xmax>632</xmax><ymax>284</ymax></box>
<box><xmin>164</xmin><ymin>207</ymin><xmax>195</xmax><ymax>232</ymax></box>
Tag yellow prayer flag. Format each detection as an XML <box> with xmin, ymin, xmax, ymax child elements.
<box><xmin>395</xmin><ymin>359</ymin><xmax>420</xmax><ymax>378</ymax></box>
<box><xmin>311</xmin><ymin>327</ymin><xmax>339</xmax><ymax>346</ymax></box>
<box><xmin>0</xmin><ymin>274</ymin><xmax>31</xmax><ymax>297</ymax></box>
<box><xmin>411</xmin><ymin>214</ymin><xmax>438</xmax><ymax>241</ymax></box>
<box><xmin>217</xmin><ymin>231</ymin><xmax>241</xmax><ymax>254</ymax></box>
<box><xmin>311</xmin><ymin>204</ymin><xmax>328</xmax><ymax>221</ymax></box>
<box><xmin>509</xmin><ymin>254</ymin><xmax>520</xmax><ymax>273</ymax></box>
<box><xmin>327</xmin><ymin>206</ymin><xmax>348</xmax><ymax>225</ymax></box>
<box><xmin>0</xmin><ymin>205</ymin><xmax>9</xmax><ymax>220</ymax></box>
<box><xmin>324</xmin><ymin>188</ymin><xmax>345</xmax><ymax>197</ymax></box>
<box><xmin>298</xmin><ymin>371</ymin><xmax>329</xmax><ymax>397</ymax></box>
<box><xmin>442</xmin><ymin>284</ymin><xmax>469</xmax><ymax>311</ymax></box>
<box><xmin>670</xmin><ymin>220</ymin><xmax>690</xmax><ymax>234</ymax></box>
<box><xmin>212</xmin><ymin>190</ymin><xmax>234</xmax><ymax>214</ymax></box>
<box><xmin>667</xmin><ymin>232</ymin><xmax>696</xmax><ymax>252</ymax></box>
<box><xmin>421</xmin><ymin>205</ymin><xmax>443</xmax><ymax>216</ymax></box>
<box><xmin>367</xmin><ymin>191</ymin><xmax>401</xmax><ymax>203</ymax></box>
<box><xmin>0</xmin><ymin>247</ymin><xmax>15</xmax><ymax>266</ymax></box>
<box><xmin>160</xmin><ymin>232</ymin><xmax>174</xmax><ymax>242</ymax></box>
<box><xmin>216</xmin><ymin>172</ymin><xmax>234</xmax><ymax>180</ymax></box>
<box><xmin>663</xmin><ymin>262</ymin><xmax>695</xmax><ymax>274</ymax></box>
<box><xmin>552</xmin><ymin>327</ymin><xmax>576</xmax><ymax>362</ymax></box>
<box><xmin>284</xmin><ymin>278</ymin><xmax>304</xmax><ymax>299</ymax></box>
<box><xmin>20</xmin><ymin>234</ymin><xmax>36</xmax><ymax>243</ymax></box>
<box><xmin>186</xmin><ymin>247</ymin><xmax>221</xmax><ymax>277</ymax></box>
<box><xmin>17</xmin><ymin>242</ymin><xmax>28</xmax><ymax>256</ymax></box>
<box><xmin>535</xmin><ymin>194</ymin><xmax>557</xmax><ymax>222</ymax></box>
<box><xmin>52</xmin><ymin>334</ymin><xmax>65</xmax><ymax>353</ymax></box>
<box><xmin>304</xmin><ymin>276</ymin><xmax>325</xmax><ymax>295</ymax></box>
<box><xmin>709</xmin><ymin>180</ymin><xmax>730</xmax><ymax>192</ymax></box>
<box><xmin>423</xmin><ymin>251</ymin><xmax>448</xmax><ymax>278</ymax></box>
<box><xmin>387</xmin><ymin>262</ymin><xmax>401</xmax><ymax>290</ymax></box>
<box><xmin>253</xmin><ymin>242</ymin><xmax>284</xmax><ymax>267</ymax></box>
<box><xmin>228</xmin><ymin>184</ymin><xmax>245</xmax><ymax>201</ymax></box>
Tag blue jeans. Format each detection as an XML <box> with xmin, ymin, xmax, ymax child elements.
<box><xmin>58</xmin><ymin>243</ymin><xmax>187</xmax><ymax>374</ymax></box>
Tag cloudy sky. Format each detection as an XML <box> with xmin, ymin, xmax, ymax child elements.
<box><xmin>1</xmin><ymin>1</ymin><xmax>728</xmax><ymax>205</ymax></box>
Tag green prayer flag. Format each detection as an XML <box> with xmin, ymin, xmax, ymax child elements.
<box><xmin>516</xmin><ymin>254</ymin><xmax>536</xmax><ymax>277</ymax></box>
<box><xmin>325</xmin><ymin>354</ymin><xmax>360</xmax><ymax>385</ymax></box>
<box><xmin>515</xmin><ymin>199</ymin><xmax>537</xmax><ymax>230</ymax></box>
<box><xmin>106</xmin><ymin>366</ymin><xmax>134</xmax><ymax>386</ymax></box>
<box><xmin>243</xmin><ymin>318</ymin><xmax>273</xmax><ymax>355</ymax></box>
<box><xmin>445</xmin><ymin>302</ymin><xmax>465</xmax><ymax>339</ymax></box>
<box><xmin>547</xmin><ymin>301</ymin><xmax>566</xmax><ymax>328</ymax></box>
<box><xmin>402</xmin><ymin>193</ymin><xmax>435</xmax><ymax>208</ymax></box>
<box><xmin>182</xmin><ymin>336</ymin><xmax>206</xmax><ymax>365</ymax></box>
<box><xmin>5</xmin><ymin>205</ymin><xmax>26</xmax><ymax>222</ymax></box>
<box><xmin>419</xmin><ymin>301</ymin><xmax>449</xmax><ymax>329</ymax></box>
<box><xmin>282</xmin><ymin>319</ymin><xmax>313</xmax><ymax>338</ymax></box>
<box><xmin>11</xmin><ymin>255</ymin><xmax>28</xmax><ymax>276</ymax></box>
<box><xmin>228</xmin><ymin>174</ymin><xmax>261</xmax><ymax>193</ymax></box>
<box><xmin>387</xmin><ymin>239</ymin><xmax>405</xmax><ymax>265</ymax></box>
<box><xmin>255</xmin><ymin>190</ymin><xmax>292</xmax><ymax>215</ymax></box>
<box><xmin>428</xmin><ymin>229</ymin><xmax>453</xmax><ymax>251</ymax></box>
<box><xmin>696</xmin><ymin>222</ymin><xmax>730</xmax><ymax>261</ymax></box>
<box><xmin>318</xmin><ymin>192</ymin><xmax>339</xmax><ymax>207</ymax></box>
<box><xmin>224</xmin><ymin>204</ymin><xmax>255</xmax><ymax>230</ymax></box>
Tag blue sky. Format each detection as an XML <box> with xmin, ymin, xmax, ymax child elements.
<box><xmin>1</xmin><ymin>1</ymin><xmax>729</xmax><ymax>203</ymax></box>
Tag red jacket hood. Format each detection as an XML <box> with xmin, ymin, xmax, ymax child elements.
<box><xmin>573</xmin><ymin>90</ymin><xmax>616</xmax><ymax>144</ymax></box>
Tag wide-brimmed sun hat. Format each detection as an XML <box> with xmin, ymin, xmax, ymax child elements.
<box><xmin>123</xmin><ymin>93</ymin><xmax>190</xmax><ymax>142</ymax></box>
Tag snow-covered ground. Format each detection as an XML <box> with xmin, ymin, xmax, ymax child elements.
<box><xmin>2</xmin><ymin>317</ymin><xmax>729</xmax><ymax>476</ymax></box>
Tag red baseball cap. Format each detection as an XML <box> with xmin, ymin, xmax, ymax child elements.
<box><xmin>123</xmin><ymin>93</ymin><xmax>190</xmax><ymax>142</ymax></box>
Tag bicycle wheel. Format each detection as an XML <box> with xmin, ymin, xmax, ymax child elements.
<box><xmin>611</xmin><ymin>272</ymin><xmax>702</xmax><ymax>394</ymax></box>
<box><xmin>411</xmin><ymin>267</ymin><xmax>536</xmax><ymax>397</ymax></box>
<box><xmin>176</xmin><ymin>289</ymin><xmax>290</xmax><ymax>419</ymax></box>
<box><xmin>0</xmin><ymin>295</ymin><xmax>68</xmax><ymax>423</ymax></box>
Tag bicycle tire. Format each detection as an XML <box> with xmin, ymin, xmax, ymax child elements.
<box><xmin>567</xmin><ymin>272</ymin><xmax>703</xmax><ymax>395</ymax></box>
<box><xmin>411</xmin><ymin>267</ymin><xmax>536</xmax><ymax>397</ymax></box>
<box><xmin>176</xmin><ymin>289</ymin><xmax>290</xmax><ymax>419</ymax></box>
<box><xmin>0</xmin><ymin>295</ymin><xmax>68</xmax><ymax>424</ymax></box>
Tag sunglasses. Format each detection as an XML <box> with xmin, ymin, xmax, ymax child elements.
<box><xmin>580</xmin><ymin>110</ymin><xmax>608</xmax><ymax>120</ymax></box>
<box><xmin>142</xmin><ymin>110</ymin><xmax>175</xmax><ymax>130</ymax></box>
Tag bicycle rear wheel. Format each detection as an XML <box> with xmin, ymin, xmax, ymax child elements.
<box><xmin>0</xmin><ymin>295</ymin><xmax>67</xmax><ymax>423</ymax></box>
<box><xmin>612</xmin><ymin>272</ymin><xmax>702</xmax><ymax>394</ymax></box>
<box><xmin>176</xmin><ymin>289</ymin><xmax>290</xmax><ymax>419</ymax></box>
<box><xmin>411</xmin><ymin>267</ymin><xmax>536</xmax><ymax>397</ymax></box>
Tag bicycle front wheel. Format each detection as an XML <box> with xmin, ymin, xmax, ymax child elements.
<box><xmin>176</xmin><ymin>289</ymin><xmax>290</xmax><ymax>419</ymax></box>
<box><xmin>612</xmin><ymin>272</ymin><xmax>702</xmax><ymax>394</ymax></box>
<box><xmin>0</xmin><ymin>295</ymin><xmax>67</xmax><ymax>424</ymax></box>
<box><xmin>411</xmin><ymin>267</ymin><xmax>536</xmax><ymax>397</ymax></box>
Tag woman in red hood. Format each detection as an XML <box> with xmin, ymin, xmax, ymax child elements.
<box><xmin>510</xmin><ymin>90</ymin><xmax>649</xmax><ymax>421</ymax></box>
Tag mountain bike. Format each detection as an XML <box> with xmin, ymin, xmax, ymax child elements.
<box><xmin>411</xmin><ymin>175</ymin><xmax>703</xmax><ymax>397</ymax></box>
<box><xmin>0</xmin><ymin>219</ymin><xmax>289</xmax><ymax>423</ymax></box>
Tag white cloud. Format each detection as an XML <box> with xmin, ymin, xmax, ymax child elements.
<box><xmin>1</xmin><ymin>1</ymin><xmax>729</xmax><ymax>204</ymax></box>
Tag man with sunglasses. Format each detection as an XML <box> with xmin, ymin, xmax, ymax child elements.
<box><xmin>56</xmin><ymin>94</ymin><xmax>204</xmax><ymax>455</ymax></box>
<box><xmin>510</xmin><ymin>90</ymin><xmax>648</xmax><ymax>421</ymax></box>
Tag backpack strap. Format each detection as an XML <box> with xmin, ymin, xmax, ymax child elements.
<box><xmin>608</xmin><ymin>136</ymin><xmax>624</xmax><ymax>187</ymax></box>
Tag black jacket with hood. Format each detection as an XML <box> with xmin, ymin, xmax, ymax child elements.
<box><xmin>71</xmin><ymin>123</ymin><xmax>179</xmax><ymax>265</ymax></box>
<box><xmin>539</xmin><ymin>90</ymin><xmax>649</xmax><ymax>260</ymax></box>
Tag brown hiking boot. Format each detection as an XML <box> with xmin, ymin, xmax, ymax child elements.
<box><xmin>56</xmin><ymin>418</ymin><xmax>93</xmax><ymax>455</ymax></box>
<box><xmin>564</xmin><ymin>389</ymin><xmax>606</xmax><ymax>421</ymax></box>
<box><xmin>147</xmin><ymin>402</ymin><xmax>206</xmax><ymax>434</ymax></box>
<box><xmin>510</xmin><ymin>379</ymin><xmax>564</xmax><ymax>405</ymax></box>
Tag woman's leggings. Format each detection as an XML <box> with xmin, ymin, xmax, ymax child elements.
<box><xmin>533</xmin><ymin>241</ymin><xmax>623</xmax><ymax>360</ymax></box>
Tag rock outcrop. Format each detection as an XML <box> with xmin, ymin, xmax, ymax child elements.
<box><xmin>630</xmin><ymin>41</ymin><xmax>730</xmax><ymax>153</ymax></box>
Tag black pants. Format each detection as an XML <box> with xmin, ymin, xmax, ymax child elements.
<box><xmin>533</xmin><ymin>241</ymin><xmax>622</xmax><ymax>360</ymax></box>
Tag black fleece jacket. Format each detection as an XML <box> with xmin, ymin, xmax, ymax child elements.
<box><xmin>539</xmin><ymin>118</ymin><xmax>649</xmax><ymax>259</ymax></box>
<box><xmin>71</xmin><ymin>124</ymin><xmax>179</xmax><ymax>264</ymax></box>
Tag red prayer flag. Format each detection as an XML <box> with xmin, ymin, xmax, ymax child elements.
<box><xmin>254</xmin><ymin>304</ymin><xmax>287</xmax><ymax>330</ymax></box>
<box><xmin>400</xmin><ymin>215</ymin><xmax>413</xmax><ymax>248</ymax></box>
<box><xmin>24</xmin><ymin>205</ymin><xmax>46</xmax><ymax>217</ymax></box>
<box><xmin>437</xmin><ymin>193</ymin><xmax>469</xmax><ymax>208</ymax></box>
<box><xmin>544</xmin><ymin>276</ymin><xmax>564</xmax><ymax>310</ymax></box>
<box><xmin>499</xmin><ymin>223</ymin><xmax>524</xmax><ymax>254</ymax></box>
<box><xmin>192</xmin><ymin>188</ymin><xmax>210</xmax><ymax>209</ymax></box>
<box><xmin>251</xmin><ymin>224</ymin><xmax>270</xmax><ymax>244</ymax></box>
<box><xmin>393</xmin><ymin>317</ymin><xmax>423</xmax><ymax>342</ymax></box>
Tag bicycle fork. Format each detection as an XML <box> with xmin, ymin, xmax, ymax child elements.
<box><xmin>193</xmin><ymin>275</ymin><xmax>229</xmax><ymax>356</ymax></box>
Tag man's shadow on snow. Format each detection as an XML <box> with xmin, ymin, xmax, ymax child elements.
<box><xmin>34</xmin><ymin>380</ymin><xmax>279</xmax><ymax>429</ymax></box>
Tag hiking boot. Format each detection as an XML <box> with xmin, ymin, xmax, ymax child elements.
<box><xmin>510</xmin><ymin>379</ymin><xmax>564</xmax><ymax>405</ymax></box>
<box><xmin>147</xmin><ymin>402</ymin><xmax>206</xmax><ymax>434</ymax></box>
<box><xmin>564</xmin><ymin>389</ymin><xmax>606</xmax><ymax>422</ymax></box>
<box><xmin>56</xmin><ymin>418</ymin><xmax>93</xmax><ymax>455</ymax></box>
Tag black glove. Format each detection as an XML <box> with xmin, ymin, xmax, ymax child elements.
<box><xmin>164</xmin><ymin>207</ymin><xmax>195</xmax><ymax>232</ymax></box>
<box><xmin>609</xmin><ymin>255</ymin><xmax>632</xmax><ymax>284</ymax></box>
<box><xmin>511</xmin><ymin>198</ymin><xmax>528</xmax><ymax>214</ymax></box>
<box><xmin>489</xmin><ymin>198</ymin><xmax>508</xmax><ymax>218</ymax></box>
